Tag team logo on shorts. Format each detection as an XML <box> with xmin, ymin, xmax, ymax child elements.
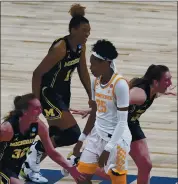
<box><xmin>44</xmin><ymin>108</ymin><xmax>61</xmax><ymax>120</ymax></box>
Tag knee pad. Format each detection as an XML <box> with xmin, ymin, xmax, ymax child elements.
<box><xmin>108</xmin><ymin>169</ymin><xmax>127</xmax><ymax>184</ymax></box>
<box><xmin>52</xmin><ymin>124</ymin><xmax>81</xmax><ymax>147</ymax></box>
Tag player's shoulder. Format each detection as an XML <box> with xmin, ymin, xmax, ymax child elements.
<box><xmin>114</xmin><ymin>73</ymin><xmax>128</xmax><ymax>85</ymax></box>
<box><xmin>112</xmin><ymin>74</ymin><xmax>129</xmax><ymax>94</ymax></box>
<box><xmin>53</xmin><ymin>38</ymin><xmax>66</xmax><ymax>49</ymax></box>
<box><xmin>37</xmin><ymin>119</ymin><xmax>48</xmax><ymax>133</ymax></box>
<box><xmin>49</xmin><ymin>36</ymin><xmax>67</xmax><ymax>52</ymax></box>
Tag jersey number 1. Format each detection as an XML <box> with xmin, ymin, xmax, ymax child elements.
<box><xmin>64</xmin><ymin>69</ymin><xmax>73</xmax><ymax>81</ymax></box>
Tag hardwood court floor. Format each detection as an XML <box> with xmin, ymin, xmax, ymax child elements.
<box><xmin>1</xmin><ymin>1</ymin><xmax>177</xmax><ymax>183</ymax></box>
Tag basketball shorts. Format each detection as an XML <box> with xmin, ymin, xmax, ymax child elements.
<box><xmin>77</xmin><ymin>127</ymin><xmax>131</xmax><ymax>175</ymax></box>
<box><xmin>0</xmin><ymin>169</ymin><xmax>18</xmax><ymax>184</ymax></box>
<box><xmin>40</xmin><ymin>86</ymin><xmax>70</xmax><ymax>120</ymax></box>
<box><xmin>128</xmin><ymin>121</ymin><xmax>146</xmax><ymax>142</ymax></box>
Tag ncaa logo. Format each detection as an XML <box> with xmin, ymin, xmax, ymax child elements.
<box><xmin>32</xmin><ymin>127</ymin><xmax>36</xmax><ymax>132</ymax></box>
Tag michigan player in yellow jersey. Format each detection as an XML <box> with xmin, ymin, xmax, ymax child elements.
<box><xmin>19</xmin><ymin>4</ymin><xmax>91</xmax><ymax>182</ymax></box>
<box><xmin>0</xmin><ymin>93</ymin><xmax>85</xmax><ymax>184</ymax></box>
<box><xmin>69</xmin><ymin>39</ymin><xmax>131</xmax><ymax>184</ymax></box>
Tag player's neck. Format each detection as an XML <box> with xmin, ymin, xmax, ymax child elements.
<box><xmin>19</xmin><ymin>116</ymin><xmax>32</xmax><ymax>134</ymax></box>
<box><xmin>101</xmin><ymin>69</ymin><xmax>114</xmax><ymax>85</ymax></box>
<box><xmin>150</xmin><ymin>86</ymin><xmax>157</xmax><ymax>98</ymax></box>
<box><xmin>67</xmin><ymin>35</ymin><xmax>78</xmax><ymax>51</ymax></box>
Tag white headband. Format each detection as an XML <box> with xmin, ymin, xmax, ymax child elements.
<box><xmin>92</xmin><ymin>52</ymin><xmax>117</xmax><ymax>72</ymax></box>
<box><xmin>92</xmin><ymin>52</ymin><xmax>112</xmax><ymax>61</ymax></box>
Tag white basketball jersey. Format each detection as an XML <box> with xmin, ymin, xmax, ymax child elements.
<box><xmin>94</xmin><ymin>73</ymin><xmax>124</xmax><ymax>136</ymax></box>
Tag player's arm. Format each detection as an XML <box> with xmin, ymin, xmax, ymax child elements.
<box><xmin>0</xmin><ymin>122</ymin><xmax>14</xmax><ymax>142</ymax></box>
<box><xmin>129</xmin><ymin>87</ymin><xmax>147</xmax><ymax>105</ymax></box>
<box><xmin>38</xmin><ymin>120</ymin><xmax>72</xmax><ymax>170</ymax></box>
<box><xmin>77</xmin><ymin>44</ymin><xmax>92</xmax><ymax>100</ymax></box>
<box><xmin>78</xmin><ymin>77</ymin><xmax>96</xmax><ymax>142</ymax></box>
<box><xmin>32</xmin><ymin>40</ymin><xmax>66</xmax><ymax>99</ymax></box>
<box><xmin>104</xmin><ymin>79</ymin><xmax>129</xmax><ymax>152</ymax></box>
<box><xmin>73</xmin><ymin>78</ymin><xmax>96</xmax><ymax>156</ymax></box>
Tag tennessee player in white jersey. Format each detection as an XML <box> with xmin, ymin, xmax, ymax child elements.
<box><xmin>93</xmin><ymin>74</ymin><xmax>131</xmax><ymax>147</ymax></box>
<box><xmin>73</xmin><ymin>39</ymin><xmax>131</xmax><ymax>184</ymax></box>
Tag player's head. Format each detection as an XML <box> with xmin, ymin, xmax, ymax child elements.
<box><xmin>143</xmin><ymin>64</ymin><xmax>172</xmax><ymax>93</ymax></box>
<box><xmin>129</xmin><ymin>64</ymin><xmax>172</xmax><ymax>93</ymax></box>
<box><xmin>4</xmin><ymin>93</ymin><xmax>42</xmax><ymax>122</ymax></box>
<box><xmin>90</xmin><ymin>39</ymin><xmax>118</xmax><ymax>77</ymax></box>
<box><xmin>69</xmin><ymin>4</ymin><xmax>90</xmax><ymax>44</ymax></box>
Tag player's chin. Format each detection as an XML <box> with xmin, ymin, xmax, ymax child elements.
<box><xmin>34</xmin><ymin>116</ymin><xmax>39</xmax><ymax>121</ymax></box>
<box><xmin>161</xmin><ymin>88</ymin><xmax>167</xmax><ymax>94</ymax></box>
<box><xmin>81</xmin><ymin>38</ymin><xmax>87</xmax><ymax>44</ymax></box>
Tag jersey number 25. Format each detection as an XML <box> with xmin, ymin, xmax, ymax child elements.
<box><xmin>96</xmin><ymin>99</ymin><xmax>107</xmax><ymax>113</ymax></box>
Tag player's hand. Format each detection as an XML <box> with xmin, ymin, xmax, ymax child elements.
<box><xmin>98</xmin><ymin>150</ymin><xmax>110</xmax><ymax>168</ymax></box>
<box><xmin>164</xmin><ymin>85</ymin><xmax>177</xmax><ymax>96</ymax></box>
<box><xmin>68</xmin><ymin>166</ymin><xmax>86</xmax><ymax>183</ymax></box>
<box><xmin>71</xmin><ymin>109</ymin><xmax>91</xmax><ymax>119</ymax></box>
<box><xmin>73</xmin><ymin>141</ymin><xmax>83</xmax><ymax>157</ymax></box>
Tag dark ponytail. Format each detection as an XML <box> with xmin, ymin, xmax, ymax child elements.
<box><xmin>68</xmin><ymin>4</ymin><xmax>89</xmax><ymax>33</ymax></box>
<box><xmin>129</xmin><ymin>64</ymin><xmax>169</xmax><ymax>89</ymax></box>
<box><xmin>3</xmin><ymin>93</ymin><xmax>36</xmax><ymax>121</ymax></box>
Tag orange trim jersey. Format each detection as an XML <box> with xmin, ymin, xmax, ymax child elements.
<box><xmin>91</xmin><ymin>73</ymin><xmax>131</xmax><ymax>143</ymax></box>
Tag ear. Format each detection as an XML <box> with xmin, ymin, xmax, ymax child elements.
<box><xmin>22</xmin><ymin>109</ymin><xmax>27</xmax><ymax>115</ymax></box>
<box><xmin>153</xmin><ymin>80</ymin><xmax>159</xmax><ymax>87</ymax></box>
<box><xmin>71</xmin><ymin>27</ymin><xmax>78</xmax><ymax>35</ymax></box>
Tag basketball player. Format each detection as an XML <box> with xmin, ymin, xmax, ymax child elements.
<box><xmin>71</xmin><ymin>39</ymin><xmax>132</xmax><ymax>184</ymax></box>
<box><xmin>127</xmin><ymin>64</ymin><xmax>173</xmax><ymax>184</ymax></box>
<box><xmin>0</xmin><ymin>93</ymin><xmax>85</xmax><ymax>184</ymax></box>
<box><xmin>19</xmin><ymin>4</ymin><xmax>91</xmax><ymax>182</ymax></box>
<box><xmin>72</xmin><ymin>64</ymin><xmax>174</xmax><ymax>184</ymax></box>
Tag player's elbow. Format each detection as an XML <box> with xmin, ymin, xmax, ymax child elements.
<box><xmin>0</xmin><ymin>126</ymin><xmax>13</xmax><ymax>142</ymax></box>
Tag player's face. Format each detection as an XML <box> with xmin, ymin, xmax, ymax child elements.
<box><xmin>25</xmin><ymin>99</ymin><xmax>42</xmax><ymax>121</ymax></box>
<box><xmin>90</xmin><ymin>55</ymin><xmax>106</xmax><ymax>77</ymax></box>
<box><xmin>74</xmin><ymin>23</ymin><xmax>90</xmax><ymax>44</ymax></box>
<box><xmin>155</xmin><ymin>71</ymin><xmax>172</xmax><ymax>93</ymax></box>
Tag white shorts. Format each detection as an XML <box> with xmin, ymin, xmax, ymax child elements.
<box><xmin>78</xmin><ymin>127</ymin><xmax>131</xmax><ymax>174</ymax></box>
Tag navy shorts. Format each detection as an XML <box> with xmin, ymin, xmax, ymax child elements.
<box><xmin>128</xmin><ymin>121</ymin><xmax>146</xmax><ymax>142</ymax></box>
<box><xmin>40</xmin><ymin>86</ymin><xmax>70</xmax><ymax>120</ymax></box>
